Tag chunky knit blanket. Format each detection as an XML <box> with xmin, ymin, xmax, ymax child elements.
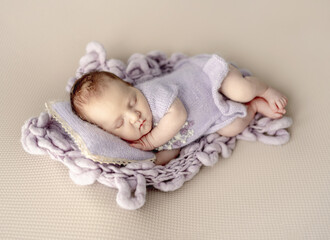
<box><xmin>21</xmin><ymin>42</ymin><xmax>293</xmax><ymax>210</ymax></box>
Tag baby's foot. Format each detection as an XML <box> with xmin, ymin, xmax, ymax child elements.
<box><xmin>249</xmin><ymin>97</ymin><xmax>284</xmax><ymax>119</ymax></box>
<box><xmin>260</xmin><ymin>87</ymin><xmax>288</xmax><ymax>113</ymax></box>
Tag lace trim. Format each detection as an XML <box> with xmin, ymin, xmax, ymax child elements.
<box><xmin>155</xmin><ymin>120</ymin><xmax>195</xmax><ymax>151</ymax></box>
<box><xmin>45</xmin><ymin>100</ymin><xmax>156</xmax><ymax>165</ymax></box>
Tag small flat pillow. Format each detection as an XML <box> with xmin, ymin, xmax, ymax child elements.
<box><xmin>45</xmin><ymin>100</ymin><xmax>156</xmax><ymax>165</ymax></box>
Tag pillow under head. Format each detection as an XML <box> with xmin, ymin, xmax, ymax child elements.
<box><xmin>45</xmin><ymin>100</ymin><xmax>156</xmax><ymax>165</ymax></box>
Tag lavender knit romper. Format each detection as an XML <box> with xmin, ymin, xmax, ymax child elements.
<box><xmin>135</xmin><ymin>54</ymin><xmax>247</xmax><ymax>151</ymax></box>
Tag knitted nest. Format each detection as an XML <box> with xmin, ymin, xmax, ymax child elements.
<box><xmin>21</xmin><ymin>42</ymin><xmax>293</xmax><ymax>210</ymax></box>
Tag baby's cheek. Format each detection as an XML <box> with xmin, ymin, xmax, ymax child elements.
<box><xmin>122</xmin><ymin>128</ymin><xmax>139</xmax><ymax>141</ymax></box>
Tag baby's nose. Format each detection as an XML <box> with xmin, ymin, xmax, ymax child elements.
<box><xmin>128</xmin><ymin>110</ymin><xmax>141</xmax><ymax>123</ymax></box>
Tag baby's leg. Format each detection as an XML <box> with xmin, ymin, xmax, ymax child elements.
<box><xmin>155</xmin><ymin>148</ymin><xmax>181</xmax><ymax>165</ymax></box>
<box><xmin>219</xmin><ymin>65</ymin><xmax>287</xmax><ymax>113</ymax></box>
<box><xmin>216</xmin><ymin>97</ymin><xmax>283</xmax><ymax>137</ymax></box>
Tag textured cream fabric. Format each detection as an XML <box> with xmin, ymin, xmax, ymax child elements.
<box><xmin>1</xmin><ymin>0</ymin><xmax>329</xmax><ymax>239</ymax></box>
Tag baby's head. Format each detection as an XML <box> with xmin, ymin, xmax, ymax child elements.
<box><xmin>70</xmin><ymin>71</ymin><xmax>153</xmax><ymax>141</ymax></box>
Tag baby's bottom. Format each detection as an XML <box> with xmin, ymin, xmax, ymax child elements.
<box><xmin>216</xmin><ymin>97</ymin><xmax>281</xmax><ymax>137</ymax></box>
<box><xmin>216</xmin><ymin>102</ymin><xmax>256</xmax><ymax>138</ymax></box>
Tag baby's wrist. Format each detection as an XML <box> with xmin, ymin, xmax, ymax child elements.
<box><xmin>144</xmin><ymin>131</ymin><xmax>158</xmax><ymax>149</ymax></box>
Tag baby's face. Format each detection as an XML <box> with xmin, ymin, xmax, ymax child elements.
<box><xmin>83</xmin><ymin>79</ymin><xmax>153</xmax><ymax>141</ymax></box>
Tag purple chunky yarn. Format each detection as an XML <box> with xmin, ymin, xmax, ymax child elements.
<box><xmin>21</xmin><ymin>42</ymin><xmax>292</xmax><ymax>210</ymax></box>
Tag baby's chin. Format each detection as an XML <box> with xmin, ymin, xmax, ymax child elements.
<box><xmin>122</xmin><ymin>136</ymin><xmax>142</xmax><ymax>144</ymax></box>
<box><xmin>123</xmin><ymin>129</ymin><xmax>152</xmax><ymax>143</ymax></box>
<box><xmin>104</xmin><ymin>121</ymin><xmax>152</xmax><ymax>143</ymax></box>
<box><xmin>120</xmin><ymin>132</ymin><xmax>144</xmax><ymax>142</ymax></box>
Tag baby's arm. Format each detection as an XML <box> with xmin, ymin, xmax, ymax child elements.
<box><xmin>130</xmin><ymin>97</ymin><xmax>187</xmax><ymax>151</ymax></box>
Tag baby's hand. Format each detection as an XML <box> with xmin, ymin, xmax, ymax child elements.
<box><xmin>130</xmin><ymin>134</ymin><xmax>155</xmax><ymax>151</ymax></box>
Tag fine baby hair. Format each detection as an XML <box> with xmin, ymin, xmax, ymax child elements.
<box><xmin>70</xmin><ymin>71</ymin><xmax>131</xmax><ymax>125</ymax></box>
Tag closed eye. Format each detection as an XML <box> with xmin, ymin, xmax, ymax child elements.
<box><xmin>115</xmin><ymin>94</ymin><xmax>137</xmax><ymax>130</ymax></box>
<box><xmin>130</xmin><ymin>96</ymin><xmax>137</xmax><ymax>107</ymax></box>
<box><xmin>116</xmin><ymin>119</ymin><xmax>123</xmax><ymax>129</ymax></box>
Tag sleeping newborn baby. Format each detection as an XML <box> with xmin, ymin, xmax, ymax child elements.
<box><xmin>70</xmin><ymin>54</ymin><xmax>287</xmax><ymax>165</ymax></box>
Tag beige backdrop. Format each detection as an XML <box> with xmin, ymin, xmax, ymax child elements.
<box><xmin>1</xmin><ymin>0</ymin><xmax>330</xmax><ymax>239</ymax></box>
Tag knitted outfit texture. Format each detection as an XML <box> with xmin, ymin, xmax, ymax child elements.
<box><xmin>135</xmin><ymin>54</ymin><xmax>247</xmax><ymax>151</ymax></box>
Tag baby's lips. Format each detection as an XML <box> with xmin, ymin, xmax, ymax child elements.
<box><xmin>139</xmin><ymin>119</ymin><xmax>146</xmax><ymax>129</ymax></box>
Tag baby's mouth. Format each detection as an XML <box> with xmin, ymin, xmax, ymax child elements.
<box><xmin>139</xmin><ymin>120</ymin><xmax>146</xmax><ymax>129</ymax></box>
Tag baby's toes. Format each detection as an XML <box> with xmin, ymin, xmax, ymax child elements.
<box><xmin>269</xmin><ymin>100</ymin><xmax>279</xmax><ymax>112</ymax></box>
<box><xmin>281</xmin><ymin>97</ymin><xmax>288</xmax><ymax>107</ymax></box>
<box><xmin>275</xmin><ymin>99</ymin><xmax>285</xmax><ymax>110</ymax></box>
<box><xmin>272</xmin><ymin>112</ymin><xmax>283</xmax><ymax>119</ymax></box>
<box><xmin>277</xmin><ymin>108</ymin><xmax>286</xmax><ymax>114</ymax></box>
